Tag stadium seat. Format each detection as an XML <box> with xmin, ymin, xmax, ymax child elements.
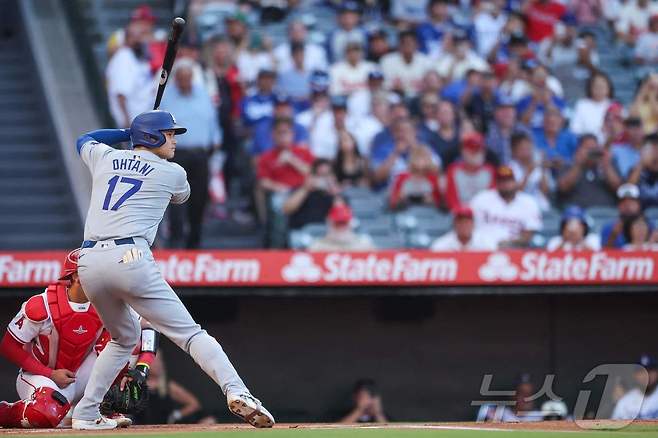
<box><xmin>405</xmin><ymin>205</ymin><xmax>443</xmax><ymax>219</ymax></box>
<box><xmin>645</xmin><ymin>207</ymin><xmax>658</xmax><ymax>222</ymax></box>
<box><xmin>530</xmin><ymin>233</ymin><xmax>547</xmax><ymax>248</ymax></box>
<box><xmin>542</xmin><ymin>209</ymin><xmax>562</xmax><ymax>235</ymax></box>
<box><xmin>371</xmin><ymin>234</ymin><xmax>405</xmax><ymax>249</ymax></box>
<box><xmin>343</xmin><ymin>186</ymin><xmax>376</xmax><ymax>201</ymax></box>
<box><xmin>395</xmin><ymin>207</ymin><xmax>450</xmax><ymax>232</ymax></box>
<box><xmin>350</xmin><ymin>196</ymin><xmax>385</xmax><ymax>219</ymax></box>
<box><xmin>586</xmin><ymin>206</ymin><xmax>618</xmax><ymax>231</ymax></box>
<box><xmin>288</xmin><ymin>223</ymin><xmax>327</xmax><ymax>250</ymax></box>
<box><xmin>356</xmin><ymin>215</ymin><xmax>395</xmax><ymax>236</ymax></box>
<box><xmin>407</xmin><ymin>231</ymin><xmax>438</xmax><ymax>249</ymax></box>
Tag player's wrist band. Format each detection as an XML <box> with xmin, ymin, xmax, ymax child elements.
<box><xmin>141</xmin><ymin>328</ymin><xmax>159</xmax><ymax>354</ymax></box>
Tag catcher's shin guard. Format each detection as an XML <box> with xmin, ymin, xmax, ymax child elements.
<box><xmin>0</xmin><ymin>387</ymin><xmax>70</xmax><ymax>428</ymax></box>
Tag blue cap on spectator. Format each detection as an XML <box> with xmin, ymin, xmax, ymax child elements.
<box><xmin>561</xmin><ymin>205</ymin><xmax>591</xmax><ymax>235</ymax></box>
<box><xmin>495</xmin><ymin>94</ymin><xmax>515</xmax><ymax>108</ymax></box>
<box><xmin>639</xmin><ymin>354</ymin><xmax>658</xmax><ymax>370</ymax></box>
<box><xmin>368</xmin><ymin>70</ymin><xmax>384</xmax><ymax>81</ymax></box>
<box><xmin>340</xmin><ymin>1</ymin><xmax>361</xmax><ymax>13</ymax></box>
<box><xmin>331</xmin><ymin>95</ymin><xmax>348</xmax><ymax>109</ymax></box>
<box><xmin>562</xmin><ymin>205</ymin><xmax>587</xmax><ymax>222</ymax></box>
<box><xmin>274</xmin><ymin>93</ymin><xmax>292</xmax><ymax>105</ymax></box>
<box><xmin>561</xmin><ymin>13</ymin><xmax>578</xmax><ymax>26</ymax></box>
<box><xmin>310</xmin><ymin>70</ymin><xmax>329</xmax><ymax>93</ymax></box>
<box><xmin>523</xmin><ymin>58</ymin><xmax>540</xmax><ymax>71</ymax></box>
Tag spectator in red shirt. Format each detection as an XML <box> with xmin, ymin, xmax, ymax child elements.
<box><xmin>256</xmin><ymin>117</ymin><xmax>314</xmax><ymax>225</ymax></box>
<box><xmin>257</xmin><ymin>117</ymin><xmax>313</xmax><ymax>191</ymax></box>
<box><xmin>523</xmin><ymin>0</ymin><xmax>567</xmax><ymax>43</ymax></box>
<box><xmin>390</xmin><ymin>147</ymin><xmax>441</xmax><ymax>210</ymax></box>
<box><xmin>444</xmin><ymin>132</ymin><xmax>496</xmax><ymax>210</ymax></box>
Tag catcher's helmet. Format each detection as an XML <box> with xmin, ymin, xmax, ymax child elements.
<box><xmin>59</xmin><ymin>248</ymin><xmax>81</xmax><ymax>280</ymax></box>
<box><xmin>129</xmin><ymin>110</ymin><xmax>187</xmax><ymax>148</ymax></box>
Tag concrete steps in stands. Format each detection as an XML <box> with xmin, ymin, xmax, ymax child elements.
<box><xmin>0</xmin><ymin>4</ymin><xmax>81</xmax><ymax>250</ymax></box>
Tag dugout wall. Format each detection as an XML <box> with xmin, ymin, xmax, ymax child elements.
<box><xmin>0</xmin><ymin>292</ymin><xmax>653</xmax><ymax>423</ymax></box>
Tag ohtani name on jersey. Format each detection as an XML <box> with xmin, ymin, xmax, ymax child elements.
<box><xmin>112</xmin><ymin>158</ymin><xmax>155</xmax><ymax>176</ymax></box>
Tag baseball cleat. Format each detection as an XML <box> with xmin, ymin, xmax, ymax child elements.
<box><xmin>109</xmin><ymin>413</ymin><xmax>132</xmax><ymax>428</ymax></box>
<box><xmin>227</xmin><ymin>393</ymin><xmax>275</xmax><ymax>428</ymax></box>
<box><xmin>71</xmin><ymin>416</ymin><xmax>118</xmax><ymax>430</ymax></box>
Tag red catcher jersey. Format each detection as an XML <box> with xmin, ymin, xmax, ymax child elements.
<box><xmin>7</xmin><ymin>283</ymin><xmax>103</xmax><ymax>372</ymax></box>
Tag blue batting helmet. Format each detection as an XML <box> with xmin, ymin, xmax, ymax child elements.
<box><xmin>129</xmin><ymin>110</ymin><xmax>187</xmax><ymax>148</ymax></box>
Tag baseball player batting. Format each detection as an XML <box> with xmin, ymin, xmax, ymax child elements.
<box><xmin>0</xmin><ymin>249</ymin><xmax>153</xmax><ymax>428</ymax></box>
<box><xmin>70</xmin><ymin>111</ymin><xmax>274</xmax><ymax>430</ymax></box>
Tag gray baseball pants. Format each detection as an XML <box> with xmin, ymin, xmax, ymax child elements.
<box><xmin>72</xmin><ymin>238</ymin><xmax>247</xmax><ymax>421</ymax></box>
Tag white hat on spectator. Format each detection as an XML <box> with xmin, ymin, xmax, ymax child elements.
<box><xmin>616</xmin><ymin>183</ymin><xmax>640</xmax><ymax>200</ymax></box>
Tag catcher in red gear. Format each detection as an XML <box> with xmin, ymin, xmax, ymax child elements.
<box><xmin>0</xmin><ymin>249</ymin><xmax>156</xmax><ymax>428</ymax></box>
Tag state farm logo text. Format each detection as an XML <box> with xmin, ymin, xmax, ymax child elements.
<box><xmin>478</xmin><ymin>252</ymin><xmax>654</xmax><ymax>282</ymax></box>
<box><xmin>0</xmin><ymin>256</ymin><xmax>60</xmax><ymax>284</ymax></box>
<box><xmin>282</xmin><ymin>252</ymin><xmax>458</xmax><ymax>283</ymax></box>
<box><xmin>157</xmin><ymin>254</ymin><xmax>260</xmax><ymax>283</ymax></box>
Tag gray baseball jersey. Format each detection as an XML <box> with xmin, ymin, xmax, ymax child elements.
<box><xmin>79</xmin><ymin>140</ymin><xmax>190</xmax><ymax>245</ymax></box>
<box><xmin>73</xmin><ymin>138</ymin><xmax>250</xmax><ymax>423</ymax></box>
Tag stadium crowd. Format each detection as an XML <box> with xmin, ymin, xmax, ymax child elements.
<box><xmin>103</xmin><ymin>0</ymin><xmax>658</xmax><ymax>250</ymax></box>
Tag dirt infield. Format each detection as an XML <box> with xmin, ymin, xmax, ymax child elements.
<box><xmin>1</xmin><ymin>420</ymin><xmax>657</xmax><ymax>435</ymax></box>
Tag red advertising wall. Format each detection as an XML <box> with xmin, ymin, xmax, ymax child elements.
<box><xmin>1</xmin><ymin>250</ymin><xmax>657</xmax><ymax>288</ymax></box>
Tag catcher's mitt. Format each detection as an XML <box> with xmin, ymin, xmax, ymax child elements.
<box><xmin>100</xmin><ymin>368</ymin><xmax>149</xmax><ymax>415</ymax></box>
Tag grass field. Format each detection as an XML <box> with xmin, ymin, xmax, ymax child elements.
<box><xmin>2</xmin><ymin>422</ymin><xmax>658</xmax><ymax>438</ymax></box>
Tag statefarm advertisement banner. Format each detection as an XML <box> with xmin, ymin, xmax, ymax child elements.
<box><xmin>1</xmin><ymin>250</ymin><xmax>658</xmax><ymax>288</ymax></box>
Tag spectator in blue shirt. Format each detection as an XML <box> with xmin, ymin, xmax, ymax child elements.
<box><xmin>251</xmin><ymin>94</ymin><xmax>309</xmax><ymax>157</ymax></box>
<box><xmin>370</xmin><ymin>117</ymin><xmax>440</xmax><ymax>189</ymax></box>
<box><xmin>600</xmin><ymin>183</ymin><xmax>643</xmax><ymax>248</ymax></box>
<box><xmin>441</xmin><ymin>69</ymin><xmax>483</xmax><ymax>105</ymax></box>
<box><xmin>241</xmin><ymin>69</ymin><xmax>276</xmax><ymax>127</ymax></box>
<box><xmin>517</xmin><ymin>65</ymin><xmax>566</xmax><ymax>129</ymax></box>
<box><xmin>160</xmin><ymin>59</ymin><xmax>222</xmax><ymax>248</ymax></box>
<box><xmin>416</xmin><ymin>0</ymin><xmax>466</xmax><ymax>59</ymax></box>
<box><xmin>611</xmin><ymin>117</ymin><xmax>646</xmax><ymax>180</ymax></box>
<box><xmin>487</xmin><ymin>95</ymin><xmax>531</xmax><ymax>165</ymax></box>
<box><xmin>276</xmin><ymin>42</ymin><xmax>312</xmax><ymax>113</ymax></box>
<box><xmin>369</xmin><ymin>98</ymin><xmax>413</xmax><ymax>167</ymax></box>
<box><xmin>532</xmin><ymin>106</ymin><xmax>578</xmax><ymax>168</ymax></box>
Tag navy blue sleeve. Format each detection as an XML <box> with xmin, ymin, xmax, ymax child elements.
<box><xmin>76</xmin><ymin>129</ymin><xmax>131</xmax><ymax>154</ymax></box>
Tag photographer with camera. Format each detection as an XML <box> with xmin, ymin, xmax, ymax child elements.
<box><xmin>556</xmin><ymin>134</ymin><xmax>618</xmax><ymax>208</ymax></box>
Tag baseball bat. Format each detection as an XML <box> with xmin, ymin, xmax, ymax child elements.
<box><xmin>153</xmin><ymin>17</ymin><xmax>186</xmax><ymax>110</ymax></box>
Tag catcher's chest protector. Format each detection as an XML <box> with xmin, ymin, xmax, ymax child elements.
<box><xmin>45</xmin><ymin>284</ymin><xmax>103</xmax><ymax>371</ymax></box>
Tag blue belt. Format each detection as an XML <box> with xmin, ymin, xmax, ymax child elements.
<box><xmin>81</xmin><ymin>237</ymin><xmax>135</xmax><ymax>249</ymax></box>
